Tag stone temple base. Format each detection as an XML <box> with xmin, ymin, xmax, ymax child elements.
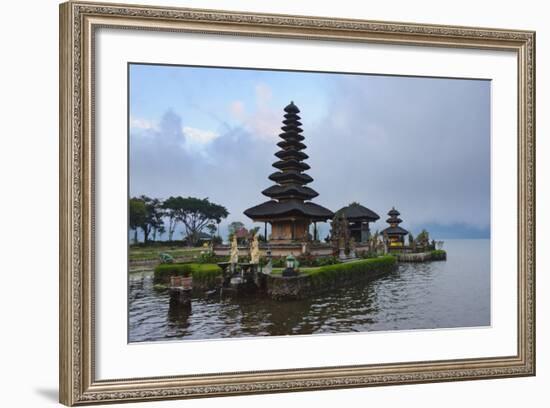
<box><xmin>265</xmin><ymin>257</ymin><xmax>397</xmax><ymax>300</ymax></box>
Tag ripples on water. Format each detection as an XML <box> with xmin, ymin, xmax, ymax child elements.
<box><xmin>129</xmin><ymin>239</ymin><xmax>490</xmax><ymax>342</ymax></box>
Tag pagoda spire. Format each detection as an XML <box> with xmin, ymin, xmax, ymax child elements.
<box><xmin>381</xmin><ymin>206</ymin><xmax>409</xmax><ymax>246</ymax></box>
<box><xmin>261</xmin><ymin>101</ymin><xmax>319</xmax><ymax>201</ymax></box>
<box><xmin>244</xmin><ymin>101</ymin><xmax>333</xmax><ymax>244</ymax></box>
<box><xmin>386</xmin><ymin>207</ymin><xmax>403</xmax><ymax>227</ymax></box>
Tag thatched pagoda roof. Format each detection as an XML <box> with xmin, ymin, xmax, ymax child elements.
<box><xmin>381</xmin><ymin>225</ymin><xmax>409</xmax><ymax>236</ymax></box>
<box><xmin>382</xmin><ymin>207</ymin><xmax>408</xmax><ymax>236</ymax></box>
<box><xmin>244</xmin><ymin>200</ymin><xmax>333</xmax><ymax>221</ymax></box>
<box><xmin>337</xmin><ymin>203</ymin><xmax>380</xmax><ymax>222</ymax></box>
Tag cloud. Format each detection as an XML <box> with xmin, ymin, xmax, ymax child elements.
<box><xmin>131</xmin><ymin>111</ymin><xmax>221</xmax><ymax>160</ymax></box>
<box><xmin>182</xmin><ymin>126</ymin><xmax>219</xmax><ymax>152</ymax></box>
<box><xmin>229</xmin><ymin>100</ymin><xmax>245</xmax><ymax>119</ymax></box>
<box><xmin>228</xmin><ymin>83</ymin><xmax>281</xmax><ymax>142</ymax></box>
<box><xmin>130</xmin><ymin>73</ymin><xmax>491</xmax><ymax>240</ymax></box>
<box><xmin>130</xmin><ymin>109</ymin><xmax>277</xmax><ymax>238</ymax></box>
<box><xmin>306</xmin><ymin>75</ymin><xmax>491</xmax><ymax>231</ymax></box>
<box><xmin>130</xmin><ymin>116</ymin><xmax>158</xmax><ymax>131</ymax></box>
<box><xmin>255</xmin><ymin>83</ymin><xmax>272</xmax><ymax>106</ymax></box>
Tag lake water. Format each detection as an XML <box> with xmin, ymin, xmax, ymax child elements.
<box><xmin>128</xmin><ymin>239</ymin><xmax>490</xmax><ymax>342</ymax></box>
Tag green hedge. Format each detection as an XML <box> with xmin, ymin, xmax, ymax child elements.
<box><xmin>154</xmin><ymin>263</ymin><xmax>222</xmax><ymax>289</ymax></box>
<box><xmin>306</xmin><ymin>255</ymin><xmax>397</xmax><ymax>286</ymax></box>
<box><xmin>430</xmin><ymin>249</ymin><xmax>447</xmax><ymax>260</ymax></box>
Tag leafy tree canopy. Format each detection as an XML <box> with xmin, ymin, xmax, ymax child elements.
<box><xmin>129</xmin><ymin>195</ymin><xmax>228</xmax><ymax>245</ymax></box>
<box><xmin>129</xmin><ymin>198</ymin><xmax>146</xmax><ymax>230</ymax></box>
<box><xmin>228</xmin><ymin>221</ymin><xmax>245</xmax><ymax>236</ymax></box>
<box><xmin>177</xmin><ymin>197</ymin><xmax>228</xmax><ymax>246</ymax></box>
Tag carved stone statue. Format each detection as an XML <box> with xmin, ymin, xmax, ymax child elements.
<box><xmin>349</xmin><ymin>237</ymin><xmax>357</xmax><ymax>259</ymax></box>
<box><xmin>382</xmin><ymin>232</ymin><xmax>389</xmax><ymax>254</ymax></box>
<box><xmin>250</xmin><ymin>233</ymin><xmax>260</xmax><ymax>265</ymax></box>
<box><xmin>338</xmin><ymin>236</ymin><xmax>347</xmax><ymax>260</ymax></box>
<box><xmin>331</xmin><ymin>212</ymin><xmax>350</xmax><ymax>258</ymax></box>
<box><xmin>229</xmin><ymin>234</ymin><xmax>239</xmax><ymax>266</ymax></box>
<box><xmin>263</xmin><ymin>249</ymin><xmax>273</xmax><ymax>275</ymax></box>
<box><xmin>380</xmin><ymin>237</ymin><xmax>386</xmax><ymax>254</ymax></box>
<box><xmin>368</xmin><ymin>231</ymin><xmax>378</xmax><ymax>254</ymax></box>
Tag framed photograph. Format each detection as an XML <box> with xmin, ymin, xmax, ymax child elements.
<box><xmin>59</xmin><ymin>1</ymin><xmax>535</xmax><ymax>405</ymax></box>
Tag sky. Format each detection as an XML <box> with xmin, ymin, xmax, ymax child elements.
<box><xmin>129</xmin><ymin>63</ymin><xmax>491</xmax><ymax>240</ymax></box>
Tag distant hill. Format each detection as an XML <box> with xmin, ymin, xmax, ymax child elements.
<box><xmin>407</xmin><ymin>222</ymin><xmax>490</xmax><ymax>240</ymax></box>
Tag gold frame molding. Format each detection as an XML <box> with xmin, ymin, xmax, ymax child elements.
<box><xmin>59</xmin><ymin>1</ymin><xmax>536</xmax><ymax>405</ymax></box>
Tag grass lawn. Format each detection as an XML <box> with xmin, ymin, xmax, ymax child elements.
<box><xmin>129</xmin><ymin>245</ymin><xmax>203</xmax><ymax>262</ymax></box>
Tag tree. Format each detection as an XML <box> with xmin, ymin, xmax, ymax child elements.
<box><xmin>206</xmin><ymin>223</ymin><xmax>217</xmax><ymax>237</ymax></box>
<box><xmin>151</xmin><ymin>212</ymin><xmax>165</xmax><ymax>241</ymax></box>
<box><xmin>249</xmin><ymin>226</ymin><xmax>266</xmax><ymax>242</ymax></box>
<box><xmin>149</xmin><ymin>198</ymin><xmax>165</xmax><ymax>242</ymax></box>
<box><xmin>162</xmin><ymin>196</ymin><xmax>183</xmax><ymax>241</ymax></box>
<box><xmin>178</xmin><ymin>197</ymin><xmax>229</xmax><ymax>246</ymax></box>
<box><xmin>227</xmin><ymin>221</ymin><xmax>250</xmax><ymax>244</ymax></box>
<box><xmin>416</xmin><ymin>229</ymin><xmax>430</xmax><ymax>248</ymax></box>
<box><xmin>129</xmin><ymin>197</ymin><xmax>147</xmax><ymax>244</ymax></box>
<box><xmin>136</xmin><ymin>195</ymin><xmax>164</xmax><ymax>244</ymax></box>
<box><xmin>250</xmin><ymin>226</ymin><xmax>261</xmax><ymax>240</ymax></box>
<box><xmin>155</xmin><ymin>223</ymin><xmax>166</xmax><ymax>241</ymax></box>
<box><xmin>227</xmin><ymin>221</ymin><xmax>245</xmax><ymax>239</ymax></box>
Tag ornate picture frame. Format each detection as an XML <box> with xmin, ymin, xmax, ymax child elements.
<box><xmin>59</xmin><ymin>1</ymin><xmax>535</xmax><ymax>405</ymax></box>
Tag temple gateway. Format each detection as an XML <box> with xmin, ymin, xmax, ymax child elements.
<box><xmin>244</xmin><ymin>102</ymin><xmax>334</xmax><ymax>245</ymax></box>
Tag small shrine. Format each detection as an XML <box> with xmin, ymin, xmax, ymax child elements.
<box><xmin>336</xmin><ymin>202</ymin><xmax>380</xmax><ymax>243</ymax></box>
<box><xmin>244</xmin><ymin>101</ymin><xmax>333</xmax><ymax>244</ymax></box>
<box><xmin>381</xmin><ymin>207</ymin><xmax>409</xmax><ymax>247</ymax></box>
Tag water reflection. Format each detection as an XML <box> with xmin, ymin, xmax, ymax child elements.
<box><xmin>167</xmin><ymin>300</ymin><xmax>192</xmax><ymax>330</ymax></box>
<box><xmin>129</xmin><ymin>239</ymin><xmax>490</xmax><ymax>342</ymax></box>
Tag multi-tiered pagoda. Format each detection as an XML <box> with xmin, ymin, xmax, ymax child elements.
<box><xmin>244</xmin><ymin>102</ymin><xmax>333</xmax><ymax>244</ymax></box>
<box><xmin>381</xmin><ymin>207</ymin><xmax>409</xmax><ymax>247</ymax></box>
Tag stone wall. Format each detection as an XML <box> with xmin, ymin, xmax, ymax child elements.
<box><xmin>213</xmin><ymin>242</ymin><xmax>334</xmax><ymax>258</ymax></box>
<box><xmin>265</xmin><ymin>257</ymin><xmax>397</xmax><ymax>300</ymax></box>
<box><xmin>395</xmin><ymin>250</ymin><xmax>447</xmax><ymax>262</ymax></box>
<box><xmin>264</xmin><ymin>274</ymin><xmax>312</xmax><ymax>300</ymax></box>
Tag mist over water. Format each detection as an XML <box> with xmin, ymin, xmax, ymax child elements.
<box><xmin>129</xmin><ymin>239</ymin><xmax>490</xmax><ymax>342</ymax></box>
